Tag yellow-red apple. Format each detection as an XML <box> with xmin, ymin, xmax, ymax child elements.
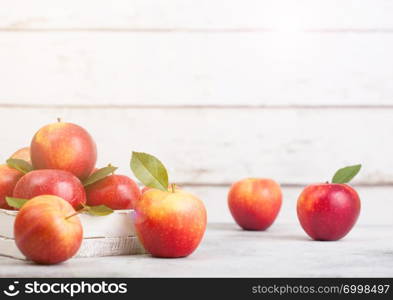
<box><xmin>135</xmin><ymin>188</ymin><xmax>207</xmax><ymax>258</ymax></box>
<box><xmin>30</xmin><ymin>121</ymin><xmax>97</xmax><ymax>180</ymax></box>
<box><xmin>228</xmin><ymin>178</ymin><xmax>282</xmax><ymax>230</ymax></box>
<box><xmin>14</xmin><ymin>195</ymin><xmax>83</xmax><ymax>264</ymax></box>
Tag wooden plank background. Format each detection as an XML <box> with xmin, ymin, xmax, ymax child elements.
<box><xmin>0</xmin><ymin>1</ymin><xmax>392</xmax><ymax>223</ymax></box>
<box><xmin>2</xmin><ymin>0</ymin><xmax>393</xmax><ymax>30</ymax></box>
<box><xmin>1</xmin><ymin>32</ymin><xmax>393</xmax><ymax>106</ymax></box>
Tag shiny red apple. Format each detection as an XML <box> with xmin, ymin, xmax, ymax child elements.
<box><xmin>13</xmin><ymin>169</ymin><xmax>86</xmax><ymax>209</ymax></box>
<box><xmin>85</xmin><ymin>174</ymin><xmax>141</xmax><ymax>209</ymax></box>
<box><xmin>297</xmin><ymin>183</ymin><xmax>360</xmax><ymax>241</ymax></box>
<box><xmin>297</xmin><ymin>164</ymin><xmax>362</xmax><ymax>241</ymax></box>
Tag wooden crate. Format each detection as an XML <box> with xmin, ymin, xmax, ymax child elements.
<box><xmin>0</xmin><ymin>209</ymin><xmax>146</xmax><ymax>259</ymax></box>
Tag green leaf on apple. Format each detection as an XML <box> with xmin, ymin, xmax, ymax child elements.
<box><xmin>5</xmin><ymin>197</ymin><xmax>28</xmax><ymax>209</ymax></box>
<box><xmin>81</xmin><ymin>204</ymin><xmax>113</xmax><ymax>216</ymax></box>
<box><xmin>332</xmin><ymin>164</ymin><xmax>362</xmax><ymax>184</ymax></box>
<box><xmin>83</xmin><ymin>165</ymin><xmax>118</xmax><ymax>187</ymax></box>
<box><xmin>130</xmin><ymin>151</ymin><xmax>169</xmax><ymax>192</ymax></box>
<box><xmin>6</xmin><ymin>158</ymin><xmax>33</xmax><ymax>174</ymax></box>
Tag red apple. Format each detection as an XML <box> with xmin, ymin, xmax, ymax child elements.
<box><xmin>134</xmin><ymin>188</ymin><xmax>207</xmax><ymax>258</ymax></box>
<box><xmin>13</xmin><ymin>169</ymin><xmax>86</xmax><ymax>209</ymax></box>
<box><xmin>10</xmin><ymin>147</ymin><xmax>31</xmax><ymax>164</ymax></box>
<box><xmin>228</xmin><ymin>178</ymin><xmax>282</xmax><ymax>230</ymax></box>
<box><xmin>30</xmin><ymin>121</ymin><xmax>97</xmax><ymax>180</ymax></box>
<box><xmin>297</xmin><ymin>183</ymin><xmax>360</xmax><ymax>241</ymax></box>
<box><xmin>85</xmin><ymin>174</ymin><xmax>141</xmax><ymax>209</ymax></box>
<box><xmin>14</xmin><ymin>195</ymin><xmax>82</xmax><ymax>264</ymax></box>
<box><xmin>0</xmin><ymin>165</ymin><xmax>24</xmax><ymax>209</ymax></box>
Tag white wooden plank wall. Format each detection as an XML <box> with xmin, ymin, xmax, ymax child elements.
<box><xmin>2</xmin><ymin>1</ymin><xmax>393</xmax><ymax>30</ymax></box>
<box><xmin>0</xmin><ymin>1</ymin><xmax>392</xmax><ymax>223</ymax></box>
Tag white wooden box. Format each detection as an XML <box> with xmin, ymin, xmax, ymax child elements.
<box><xmin>0</xmin><ymin>209</ymin><xmax>146</xmax><ymax>259</ymax></box>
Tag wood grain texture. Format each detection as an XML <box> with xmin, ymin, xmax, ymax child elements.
<box><xmin>1</xmin><ymin>0</ymin><xmax>393</xmax><ymax>30</ymax></box>
<box><xmin>0</xmin><ymin>209</ymin><xmax>136</xmax><ymax>238</ymax></box>
<box><xmin>0</xmin><ymin>32</ymin><xmax>393</xmax><ymax>106</ymax></box>
<box><xmin>0</xmin><ymin>107</ymin><xmax>391</xmax><ymax>185</ymax></box>
<box><xmin>0</xmin><ymin>236</ymin><xmax>145</xmax><ymax>259</ymax></box>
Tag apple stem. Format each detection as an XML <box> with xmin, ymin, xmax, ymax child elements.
<box><xmin>57</xmin><ymin>117</ymin><xmax>62</xmax><ymax>123</ymax></box>
<box><xmin>171</xmin><ymin>183</ymin><xmax>176</xmax><ymax>193</ymax></box>
<box><xmin>108</xmin><ymin>163</ymin><xmax>115</xmax><ymax>175</ymax></box>
<box><xmin>325</xmin><ymin>181</ymin><xmax>329</xmax><ymax>184</ymax></box>
<box><xmin>65</xmin><ymin>208</ymin><xmax>86</xmax><ymax>220</ymax></box>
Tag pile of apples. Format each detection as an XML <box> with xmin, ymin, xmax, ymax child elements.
<box><xmin>0</xmin><ymin>119</ymin><xmax>362</xmax><ymax>265</ymax></box>
<box><xmin>0</xmin><ymin>120</ymin><xmax>207</xmax><ymax>264</ymax></box>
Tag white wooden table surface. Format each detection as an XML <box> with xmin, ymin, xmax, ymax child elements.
<box><xmin>1</xmin><ymin>223</ymin><xmax>392</xmax><ymax>278</ymax></box>
<box><xmin>1</xmin><ymin>186</ymin><xmax>392</xmax><ymax>278</ymax></box>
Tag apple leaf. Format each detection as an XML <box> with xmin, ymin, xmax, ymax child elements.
<box><xmin>83</xmin><ymin>165</ymin><xmax>118</xmax><ymax>187</ymax></box>
<box><xmin>82</xmin><ymin>204</ymin><xmax>113</xmax><ymax>216</ymax></box>
<box><xmin>332</xmin><ymin>164</ymin><xmax>362</xmax><ymax>184</ymax></box>
<box><xmin>6</xmin><ymin>197</ymin><xmax>28</xmax><ymax>209</ymax></box>
<box><xmin>6</xmin><ymin>158</ymin><xmax>33</xmax><ymax>174</ymax></box>
<box><xmin>130</xmin><ymin>152</ymin><xmax>168</xmax><ymax>191</ymax></box>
